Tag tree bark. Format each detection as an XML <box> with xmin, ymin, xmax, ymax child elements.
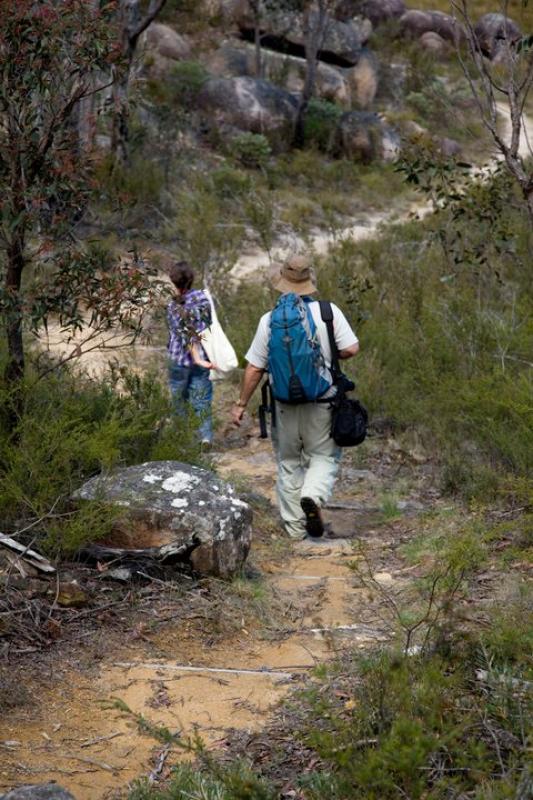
<box><xmin>254</xmin><ymin>19</ymin><xmax>263</xmax><ymax>77</ymax></box>
<box><xmin>5</xmin><ymin>235</ymin><xmax>25</xmax><ymax>385</ymax></box>
<box><xmin>77</xmin><ymin>0</ymin><xmax>100</xmax><ymax>151</ymax></box>
<box><xmin>111</xmin><ymin>0</ymin><xmax>168</xmax><ymax>165</ymax></box>
<box><xmin>293</xmin><ymin>5</ymin><xmax>325</xmax><ymax>148</ymax></box>
<box><xmin>111</xmin><ymin>55</ymin><xmax>133</xmax><ymax>166</ymax></box>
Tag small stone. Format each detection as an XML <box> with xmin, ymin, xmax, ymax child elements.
<box><xmin>56</xmin><ymin>582</ymin><xmax>88</xmax><ymax>608</ymax></box>
<box><xmin>373</xmin><ymin>571</ymin><xmax>394</xmax><ymax>585</ymax></box>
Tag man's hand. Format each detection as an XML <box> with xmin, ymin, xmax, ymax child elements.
<box><xmin>231</xmin><ymin>404</ymin><xmax>246</xmax><ymax>427</ymax></box>
<box><xmin>230</xmin><ymin>363</ymin><xmax>265</xmax><ymax>428</ymax></box>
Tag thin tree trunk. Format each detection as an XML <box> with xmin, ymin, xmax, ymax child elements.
<box><xmin>111</xmin><ymin>59</ymin><xmax>132</xmax><ymax>166</ymax></box>
<box><xmin>111</xmin><ymin>0</ymin><xmax>168</xmax><ymax>165</ymax></box>
<box><xmin>77</xmin><ymin>0</ymin><xmax>99</xmax><ymax>151</ymax></box>
<box><xmin>5</xmin><ymin>236</ymin><xmax>25</xmax><ymax>385</ymax></box>
<box><xmin>525</xmin><ymin>185</ymin><xmax>533</xmax><ymax>228</ymax></box>
<box><xmin>293</xmin><ymin>7</ymin><xmax>323</xmax><ymax>148</ymax></box>
<box><xmin>254</xmin><ymin>18</ymin><xmax>262</xmax><ymax>77</ymax></box>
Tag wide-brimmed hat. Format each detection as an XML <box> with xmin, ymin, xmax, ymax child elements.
<box><xmin>273</xmin><ymin>255</ymin><xmax>317</xmax><ymax>295</ymax></box>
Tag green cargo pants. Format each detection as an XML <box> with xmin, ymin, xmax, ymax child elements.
<box><xmin>273</xmin><ymin>401</ymin><xmax>341</xmax><ymax>539</ymax></box>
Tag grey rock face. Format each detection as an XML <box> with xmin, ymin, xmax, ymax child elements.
<box><xmin>74</xmin><ymin>462</ymin><xmax>252</xmax><ymax>578</ymax></box>
<box><xmin>209</xmin><ymin>42</ymin><xmax>352</xmax><ymax>106</ymax></box>
<box><xmin>338</xmin><ymin>0</ymin><xmax>405</xmax><ymax>27</ymax></box>
<box><xmin>344</xmin><ymin>48</ymin><xmax>379</xmax><ymax>108</ymax></box>
<box><xmin>336</xmin><ymin>111</ymin><xmax>399</xmax><ymax>162</ymax></box>
<box><xmin>474</xmin><ymin>13</ymin><xmax>521</xmax><ymax>59</ymax></box>
<box><xmin>419</xmin><ymin>31</ymin><xmax>449</xmax><ymax>56</ymax></box>
<box><xmin>198</xmin><ymin>76</ymin><xmax>298</xmax><ymax>150</ymax></box>
<box><xmin>139</xmin><ymin>22</ymin><xmax>191</xmax><ymax>77</ymax></box>
<box><xmin>1</xmin><ymin>785</ymin><xmax>76</xmax><ymax>800</ymax></box>
<box><xmin>399</xmin><ymin>10</ymin><xmax>464</xmax><ymax>44</ymax></box>
<box><xmin>237</xmin><ymin>6</ymin><xmax>365</xmax><ymax>65</ymax></box>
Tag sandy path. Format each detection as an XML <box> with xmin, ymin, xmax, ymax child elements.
<box><xmin>0</xmin><ymin>433</ymin><xmax>423</xmax><ymax>798</ymax></box>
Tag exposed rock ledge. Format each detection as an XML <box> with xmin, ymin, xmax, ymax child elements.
<box><xmin>73</xmin><ymin>462</ymin><xmax>252</xmax><ymax>579</ymax></box>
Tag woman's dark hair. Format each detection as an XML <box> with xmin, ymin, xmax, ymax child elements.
<box><xmin>169</xmin><ymin>261</ymin><xmax>194</xmax><ymax>292</ymax></box>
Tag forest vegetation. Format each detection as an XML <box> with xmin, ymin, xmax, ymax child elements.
<box><xmin>0</xmin><ymin>0</ymin><xmax>531</xmax><ymax>798</ymax></box>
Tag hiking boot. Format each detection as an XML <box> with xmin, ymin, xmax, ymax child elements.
<box><xmin>300</xmin><ymin>497</ymin><xmax>324</xmax><ymax>538</ymax></box>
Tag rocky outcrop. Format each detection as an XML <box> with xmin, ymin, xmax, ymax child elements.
<box><xmin>337</xmin><ymin>0</ymin><xmax>405</xmax><ymax>27</ymax></box>
<box><xmin>419</xmin><ymin>31</ymin><xmax>449</xmax><ymax>56</ymax></box>
<box><xmin>399</xmin><ymin>10</ymin><xmax>464</xmax><ymax>44</ymax></box>
<box><xmin>198</xmin><ymin>76</ymin><xmax>298</xmax><ymax>149</ymax></box>
<box><xmin>344</xmin><ymin>48</ymin><xmax>379</xmax><ymax>108</ymax></box>
<box><xmin>209</xmin><ymin>41</ymin><xmax>379</xmax><ymax>109</ymax></box>
<box><xmin>140</xmin><ymin>22</ymin><xmax>191</xmax><ymax>76</ymax></box>
<box><xmin>474</xmin><ymin>13</ymin><xmax>521</xmax><ymax>60</ymax></box>
<box><xmin>336</xmin><ymin>111</ymin><xmax>399</xmax><ymax>161</ymax></box>
<box><xmin>0</xmin><ymin>786</ymin><xmax>76</xmax><ymax>800</ymax></box>
<box><xmin>209</xmin><ymin>42</ymin><xmax>352</xmax><ymax>106</ymax></box>
<box><xmin>73</xmin><ymin>462</ymin><xmax>252</xmax><ymax>579</ymax></box>
<box><xmin>237</xmin><ymin>6</ymin><xmax>367</xmax><ymax>66</ymax></box>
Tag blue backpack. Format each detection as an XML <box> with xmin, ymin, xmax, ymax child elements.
<box><xmin>268</xmin><ymin>293</ymin><xmax>332</xmax><ymax>404</ymax></box>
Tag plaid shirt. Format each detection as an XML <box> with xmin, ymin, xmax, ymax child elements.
<box><xmin>167</xmin><ymin>289</ymin><xmax>211</xmax><ymax>367</ymax></box>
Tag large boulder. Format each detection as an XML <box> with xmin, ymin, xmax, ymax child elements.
<box><xmin>0</xmin><ymin>786</ymin><xmax>76</xmax><ymax>800</ymax></box>
<box><xmin>474</xmin><ymin>13</ymin><xmax>521</xmax><ymax>60</ymax></box>
<box><xmin>140</xmin><ymin>22</ymin><xmax>191</xmax><ymax>77</ymax></box>
<box><xmin>336</xmin><ymin>0</ymin><xmax>405</xmax><ymax>27</ymax></box>
<box><xmin>399</xmin><ymin>10</ymin><xmax>464</xmax><ymax>44</ymax></box>
<box><xmin>238</xmin><ymin>6</ymin><xmax>366</xmax><ymax>65</ymax></box>
<box><xmin>335</xmin><ymin>111</ymin><xmax>400</xmax><ymax>162</ymax></box>
<box><xmin>73</xmin><ymin>462</ymin><xmax>252</xmax><ymax>579</ymax></box>
<box><xmin>209</xmin><ymin>42</ymin><xmax>352</xmax><ymax>106</ymax></box>
<box><xmin>419</xmin><ymin>31</ymin><xmax>449</xmax><ymax>56</ymax></box>
<box><xmin>343</xmin><ymin>48</ymin><xmax>379</xmax><ymax>108</ymax></box>
<box><xmin>198</xmin><ymin>76</ymin><xmax>298</xmax><ymax>149</ymax></box>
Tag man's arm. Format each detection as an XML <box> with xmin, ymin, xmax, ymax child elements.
<box><xmin>231</xmin><ymin>363</ymin><xmax>265</xmax><ymax>426</ymax></box>
<box><xmin>339</xmin><ymin>342</ymin><xmax>359</xmax><ymax>359</ymax></box>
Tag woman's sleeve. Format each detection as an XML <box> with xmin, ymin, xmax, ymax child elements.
<box><xmin>194</xmin><ymin>295</ymin><xmax>212</xmax><ymax>334</ymax></box>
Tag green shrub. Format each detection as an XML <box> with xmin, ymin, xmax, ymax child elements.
<box><xmin>129</xmin><ymin>762</ymin><xmax>276</xmax><ymax>800</ymax></box>
<box><xmin>211</xmin><ymin>164</ymin><xmax>252</xmax><ymax>199</ymax></box>
<box><xmin>0</xmin><ymin>359</ymin><xmax>202</xmax><ymax>556</ymax></box>
<box><xmin>167</xmin><ymin>61</ymin><xmax>209</xmax><ymax>107</ymax></box>
<box><xmin>95</xmin><ymin>154</ymin><xmax>165</xmax><ymax>208</ymax></box>
<box><xmin>316</xmin><ymin>179</ymin><xmax>533</xmax><ymax>501</ymax></box>
<box><xmin>304</xmin><ymin>99</ymin><xmax>342</xmax><ymax>152</ymax></box>
<box><xmin>297</xmin><ymin>643</ymin><xmax>531</xmax><ymax>799</ymax></box>
<box><xmin>229</xmin><ymin>133</ymin><xmax>272</xmax><ymax>169</ymax></box>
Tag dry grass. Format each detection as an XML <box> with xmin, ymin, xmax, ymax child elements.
<box><xmin>415</xmin><ymin>0</ymin><xmax>533</xmax><ymax>30</ymax></box>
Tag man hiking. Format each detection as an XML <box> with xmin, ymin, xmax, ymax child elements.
<box><xmin>231</xmin><ymin>255</ymin><xmax>359</xmax><ymax>541</ymax></box>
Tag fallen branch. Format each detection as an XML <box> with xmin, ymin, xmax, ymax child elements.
<box><xmin>148</xmin><ymin>743</ymin><xmax>171</xmax><ymax>784</ymax></box>
<box><xmin>0</xmin><ymin>534</ymin><xmax>55</xmax><ymax>574</ymax></box>
<box><xmin>114</xmin><ymin>661</ymin><xmax>296</xmax><ymax>680</ymax></box>
<box><xmin>80</xmin><ymin>731</ymin><xmax>124</xmax><ymax>749</ymax></box>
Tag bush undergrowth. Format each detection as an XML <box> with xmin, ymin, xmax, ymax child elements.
<box><xmin>0</xmin><ymin>358</ymin><xmax>203</xmax><ymax>556</ymax></box>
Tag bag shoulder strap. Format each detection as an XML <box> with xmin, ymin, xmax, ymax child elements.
<box><xmin>319</xmin><ymin>300</ymin><xmax>341</xmax><ymax>382</ymax></box>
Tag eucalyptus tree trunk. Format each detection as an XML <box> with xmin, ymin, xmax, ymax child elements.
<box><xmin>5</xmin><ymin>234</ymin><xmax>25</xmax><ymax>385</ymax></box>
<box><xmin>293</xmin><ymin>0</ymin><xmax>329</xmax><ymax>147</ymax></box>
<box><xmin>77</xmin><ymin>0</ymin><xmax>100</xmax><ymax>150</ymax></box>
<box><xmin>111</xmin><ymin>0</ymin><xmax>168</xmax><ymax>165</ymax></box>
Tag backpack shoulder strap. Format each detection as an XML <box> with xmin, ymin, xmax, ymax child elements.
<box><xmin>319</xmin><ymin>301</ymin><xmax>341</xmax><ymax>382</ymax></box>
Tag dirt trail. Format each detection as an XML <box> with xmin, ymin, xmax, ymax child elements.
<box><xmin>0</xmin><ymin>432</ymin><xmax>430</xmax><ymax>798</ymax></box>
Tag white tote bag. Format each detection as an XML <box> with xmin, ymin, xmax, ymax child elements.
<box><xmin>201</xmin><ymin>289</ymin><xmax>238</xmax><ymax>381</ymax></box>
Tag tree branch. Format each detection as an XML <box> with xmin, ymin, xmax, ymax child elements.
<box><xmin>130</xmin><ymin>0</ymin><xmax>168</xmax><ymax>44</ymax></box>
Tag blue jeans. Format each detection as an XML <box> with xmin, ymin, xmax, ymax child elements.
<box><xmin>168</xmin><ymin>363</ymin><xmax>213</xmax><ymax>443</ymax></box>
